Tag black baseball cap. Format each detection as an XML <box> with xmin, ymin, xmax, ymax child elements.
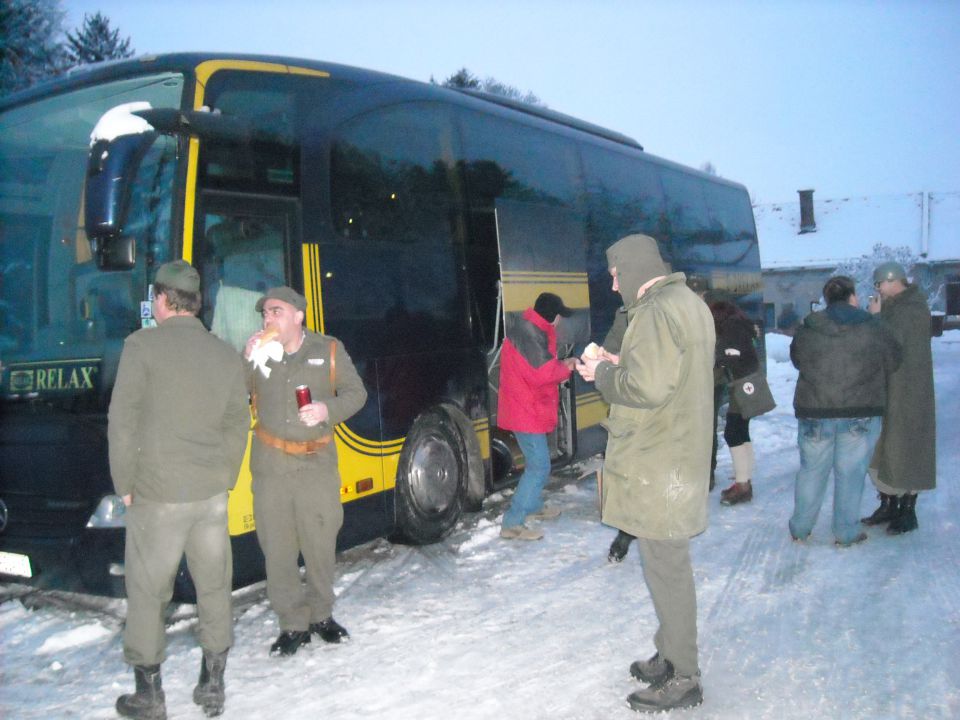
<box><xmin>534</xmin><ymin>292</ymin><xmax>574</xmax><ymax>322</ymax></box>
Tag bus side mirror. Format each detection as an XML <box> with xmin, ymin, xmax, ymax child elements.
<box><xmin>91</xmin><ymin>235</ymin><xmax>137</xmax><ymax>270</ymax></box>
<box><xmin>84</xmin><ymin>132</ymin><xmax>157</xmax><ymax>268</ymax></box>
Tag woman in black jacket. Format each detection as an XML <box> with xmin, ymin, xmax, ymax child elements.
<box><xmin>711</xmin><ymin>301</ymin><xmax>760</xmax><ymax>505</ymax></box>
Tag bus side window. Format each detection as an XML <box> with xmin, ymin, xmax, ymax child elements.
<box><xmin>328</xmin><ymin>102</ymin><xmax>467</xmax><ymax>358</ymax></box>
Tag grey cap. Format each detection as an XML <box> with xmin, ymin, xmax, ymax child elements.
<box><xmin>154</xmin><ymin>260</ymin><xmax>200</xmax><ymax>293</ymax></box>
<box><xmin>873</xmin><ymin>261</ymin><xmax>908</xmax><ymax>285</ymax></box>
<box><xmin>255</xmin><ymin>286</ymin><xmax>307</xmax><ymax>313</ymax></box>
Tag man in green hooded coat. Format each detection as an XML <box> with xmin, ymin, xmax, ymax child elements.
<box><xmin>577</xmin><ymin>234</ymin><xmax>715</xmax><ymax>713</ymax></box>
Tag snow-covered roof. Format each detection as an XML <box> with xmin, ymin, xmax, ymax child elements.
<box><xmin>754</xmin><ymin>191</ymin><xmax>960</xmax><ymax>270</ymax></box>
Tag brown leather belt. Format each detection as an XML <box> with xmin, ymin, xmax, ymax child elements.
<box><xmin>255</xmin><ymin>424</ymin><xmax>332</xmax><ymax>455</ymax></box>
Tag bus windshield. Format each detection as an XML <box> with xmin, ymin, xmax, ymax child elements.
<box><xmin>0</xmin><ymin>73</ymin><xmax>183</xmax><ymax>399</ymax></box>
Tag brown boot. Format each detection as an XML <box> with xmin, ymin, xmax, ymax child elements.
<box><xmin>720</xmin><ymin>480</ymin><xmax>753</xmax><ymax>506</ymax></box>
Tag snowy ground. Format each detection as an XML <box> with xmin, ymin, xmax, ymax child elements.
<box><xmin>2</xmin><ymin>331</ymin><xmax>959</xmax><ymax>720</ymax></box>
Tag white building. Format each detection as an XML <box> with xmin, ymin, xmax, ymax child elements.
<box><xmin>754</xmin><ymin>190</ymin><xmax>960</xmax><ymax>332</ymax></box>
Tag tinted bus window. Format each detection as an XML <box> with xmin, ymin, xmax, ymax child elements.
<box><xmin>458</xmin><ymin>109</ymin><xmax>581</xmax><ymax>208</ymax></box>
<box><xmin>199</xmin><ymin>73</ymin><xmax>320</xmax><ymax>195</ymax></box>
<box><xmin>581</xmin><ymin>144</ymin><xmax>668</xmax><ymax>342</ymax></box>
<box><xmin>328</xmin><ymin>102</ymin><xmax>468</xmax><ymax>358</ymax></box>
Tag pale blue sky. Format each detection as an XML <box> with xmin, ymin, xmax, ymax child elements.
<box><xmin>62</xmin><ymin>0</ymin><xmax>960</xmax><ymax>205</ymax></box>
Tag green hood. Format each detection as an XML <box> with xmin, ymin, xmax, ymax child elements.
<box><xmin>605</xmin><ymin>234</ymin><xmax>668</xmax><ymax>305</ymax></box>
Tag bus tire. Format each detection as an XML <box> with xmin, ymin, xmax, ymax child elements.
<box><xmin>393</xmin><ymin>407</ymin><xmax>467</xmax><ymax>544</ymax></box>
<box><xmin>438</xmin><ymin>402</ymin><xmax>486</xmax><ymax>513</ymax></box>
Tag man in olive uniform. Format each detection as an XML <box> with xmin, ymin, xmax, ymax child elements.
<box><xmin>244</xmin><ymin>287</ymin><xmax>367</xmax><ymax>656</ymax></box>
<box><xmin>109</xmin><ymin>260</ymin><xmax>251</xmax><ymax>719</ymax></box>
<box><xmin>577</xmin><ymin>235</ymin><xmax>714</xmax><ymax>713</ymax></box>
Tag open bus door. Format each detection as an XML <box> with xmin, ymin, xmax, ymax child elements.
<box><xmin>488</xmin><ymin>198</ymin><xmax>590</xmax><ymax>479</ymax></box>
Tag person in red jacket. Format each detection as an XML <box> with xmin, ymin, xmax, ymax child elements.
<box><xmin>498</xmin><ymin>293</ymin><xmax>577</xmax><ymax>540</ymax></box>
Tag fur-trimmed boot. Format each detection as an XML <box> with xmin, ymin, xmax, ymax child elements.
<box><xmin>193</xmin><ymin>649</ymin><xmax>228</xmax><ymax>717</ymax></box>
<box><xmin>861</xmin><ymin>492</ymin><xmax>899</xmax><ymax>525</ymax></box>
<box><xmin>116</xmin><ymin>664</ymin><xmax>166</xmax><ymax>720</ymax></box>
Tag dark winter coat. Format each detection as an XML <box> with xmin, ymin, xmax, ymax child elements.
<box><xmin>715</xmin><ymin>316</ymin><xmax>759</xmax><ymax>380</ymax></box>
<box><xmin>790</xmin><ymin>302</ymin><xmax>901</xmax><ymax>419</ymax></box>
<box><xmin>497</xmin><ymin>308</ymin><xmax>572</xmax><ymax>434</ymax></box>
<box><xmin>602</xmin><ymin>307</ymin><xmax>628</xmax><ymax>354</ymax></box>
<box><xmin>871</xmin><ymin>285</ymin><xmax>936</xmax><ymax>491</ymax></box>
<box><xmin>595</xmin><ymin>272</ymin><xmax>715</xmax><ymax>540</ymax></box>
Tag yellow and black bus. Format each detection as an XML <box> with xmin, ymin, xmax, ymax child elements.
<box><xmin>0</xmin><ymin>54</ymin><xmax>762</xmax><ymax>599</ymax></box>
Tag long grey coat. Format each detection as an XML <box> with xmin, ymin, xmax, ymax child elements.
<box><xmin>594</xmin><ymin>273</ymin><xmax>715</xmax><ymax>539</ymax></box>
<box><xmin>871</xmin><ymin>284</ymin><xmax>936</xmax><ymax>491</ymax></box>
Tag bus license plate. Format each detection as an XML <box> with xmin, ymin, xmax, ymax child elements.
<box><xmin>0</xmin><ymin>551</ymin><xmax>33</xmax><ymax>578</ymax></box>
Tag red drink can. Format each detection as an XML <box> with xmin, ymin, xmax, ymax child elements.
<box><xmin>295</xmin><ymin>385</ymin><xmax>312</xmax><ymax>408</ymax></box>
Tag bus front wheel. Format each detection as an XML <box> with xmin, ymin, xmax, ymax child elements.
<box><xmin>393</xmin><ymin>408</ymin><xmax>467</xmax><ymax>544</ymax></box>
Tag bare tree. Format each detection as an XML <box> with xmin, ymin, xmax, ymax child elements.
<box><xmin>435</xmin><ymin>67</ymin><xmax>545</xmax><ymax>107</ymax></box>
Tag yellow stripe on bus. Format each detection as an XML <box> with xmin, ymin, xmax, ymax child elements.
<box><xmin>501</xmin><ymin>271</ymin><xmax>590</xmax><ymax>312</ymax></box>
<box><xmin>575</xmin><ymin>391</ymin><xmax>609</xmax><ymax>430</ymax></box>
<box><xmin>182</xmin><ymin>137</ymin><xmax>200</xmax><ymax>262</ymax></box>
<box><xmin>302</xmin><ymin>243</ymin><xmax>324</xmax><ymax>333</ymax></box>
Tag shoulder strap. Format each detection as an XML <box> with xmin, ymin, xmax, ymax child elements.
<box><xmin>330</xmin><ymin>340</ymin><xmax>337</xmax><ymax>394</ymax></box>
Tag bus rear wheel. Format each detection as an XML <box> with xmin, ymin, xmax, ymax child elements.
<box><xmin>393</xmin><ymin>408</ymin><xmax>467</xmax><ymax>544</ymax></box>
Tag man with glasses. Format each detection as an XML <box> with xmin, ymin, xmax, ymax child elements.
<box><xmin>244</xmin><ymin>287</ymin><xmax>367</xmax><ymax>656</ymax></box>
<box><xmin>862</xmin><ymin>262</ymin><xmax>936</xmax><ymax>534</ymax></box>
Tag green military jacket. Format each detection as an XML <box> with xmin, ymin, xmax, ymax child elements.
<box><xmin>872</xmin><ymin>284</ymin><xmax>936</xmax><ymax>491</ymax></box>
<box><xmin>594</xmin><ymin>273</ymin><xmax>716</xmax><ymax>540</ymax></box>
<box><xmin>248</xmin><ymin>330</ymin><xmax>367</xmax><ymax>477</ymax></box>
<box><xmin>108</xmin><ymin>315</ymin><xmax>251</xmax><ymax>502</ymax></box>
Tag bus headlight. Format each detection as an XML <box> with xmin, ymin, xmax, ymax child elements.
<box><xmin>86</xmin><ymin>495</ymin><xmax>127</xmax><ymax>528</ymax></box>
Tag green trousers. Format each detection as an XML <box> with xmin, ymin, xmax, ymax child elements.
<box><xmin>253</xmin><ymin>458</ymin><xmax>343</xmax><ymax>631</ymax></box>
<box><xmin>123</xmin><ymin>493</ymin><xmax>233</xmax><ymax>666</ymax></box>
<box><xmin>636</xmin><ymin>537</ymin><xmax>700</xmax><ymax>677</ymax></box>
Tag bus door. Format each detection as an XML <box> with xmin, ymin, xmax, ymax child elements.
<box><xmin>191</xmin><ymin>192</ymin><xmax>296</xmax><ymax>536</ymax></box>
<box><xmin>193</xmin><ymin>194</ymin><xmax>295</xmax><ymax>350</ymax></box>
<box><xmin>491</xmin><ymin>197</ymin><xmax>590</xmax><ymax>464</ymax></box>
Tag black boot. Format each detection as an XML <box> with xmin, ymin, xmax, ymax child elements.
<box><xmin>887</xmin><ymin>494</ymin><xmax>918</xmax><ymax>535</ymax></box>
<box><xmin>116</xmin><ymin>664</ymin><xmax>166</xmax><ymax>720</ymax></box>
<box><xmin>310</xmin><ymin>617</ymin><xmax>350</xmax><ymax>644</ymax></box>
<box><xmin>861</xmin><ymin>493</ymin><xmax>898</xmax><ymax>525</ymax></box>
<box><xmin>269</xmin><ymin>630</ymin><xmax>311</xmax><ymax>656</ymax></box>
<box><xmin>608</xmin><ymin>531</ymin><xmax>634</xmax><ymax>563</ymax></box>
<box><xmin>193</xmin><ymin>649</ymin><xmax>228</xmax><ymax>717</ymax></box>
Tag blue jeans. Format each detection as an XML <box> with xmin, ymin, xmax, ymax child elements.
<box><xmin>789</xmin><ymin>417</ymin><xmax>881</xmax><ymax>544</ymax></box>
<box><xmin>502</xmin><ymin>432</ymin><xmax>551</xmax><ymax>528</ymax></box>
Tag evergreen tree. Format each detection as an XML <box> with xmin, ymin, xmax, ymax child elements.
<box><xmin>66</xmin><ymin>11</ymin><xmax>133</xmax><ymax>65</ymax></box>
<box><xmin>442</xmin><ymin>67</ymin><xmax>481</xmax><ymax>90</ymax></box>
<box><xmin>0</xmin><ymin>0</ymin><xmax>69</xmax><ymax>95</ymax></box>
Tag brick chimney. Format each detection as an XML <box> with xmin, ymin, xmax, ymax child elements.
<box><xmin>798</xmin><ymin>189</ymin><xmax>816</xmax><ymax>233</ymax></box>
